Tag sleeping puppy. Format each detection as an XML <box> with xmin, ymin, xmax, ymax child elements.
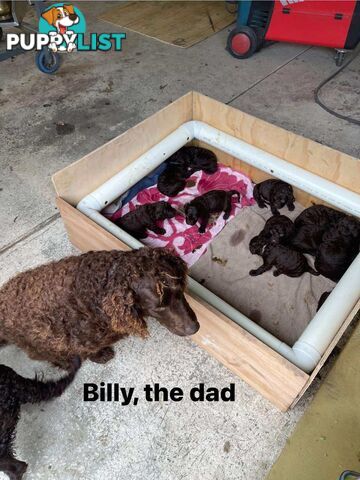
<box><xmin>157</xmin><ymin>146</ymin><xmax>217</xmax><ymax>197</ymax></box>
<box><xmin>185</xmin><ymin>146</ymin><xmax>218</xmax><ymax>175</ymax></box>
<box><xmin>115</xmin><ymin>201</ymin><xmax>176</xmax><ymax>239</ymax></box>
<box><xmin>294</xmin><ymin>204</ymin><xmax>345</xmax><ymax>229</ymax></box>
<box><xmin>157</xmin><ymin>164</ymin><xmax>188</xmax><ymax>197</ymax></box>
<box><xmin>184</xmin><ymin>190</ymin><xmax>240</xmax><ymax>233</ymax></box>
<box><xmin>249</xmin><ymin>215</ymin><xmax>294</xmax><ymax>255</ymax></box>
<box><xmin>249</xmin><ymin>244</ymin><xmax>319</xmax><ymax>277</ymax></box>
<box><xmin>253</xmin><ymin>180</ymin><xmax>295</xmax><ymax>215</ymax></box>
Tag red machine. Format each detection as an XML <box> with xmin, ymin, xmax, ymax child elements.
<box><xmin>227</xmin><ymin>0</ymin><xmax>360</xmax><ymax>64</ymax></box>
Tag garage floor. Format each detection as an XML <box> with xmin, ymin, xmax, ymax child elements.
<box><xmin>0</xmin><ymin>2</ymin><xmax>359</xmax><ymax>479</ymax></box>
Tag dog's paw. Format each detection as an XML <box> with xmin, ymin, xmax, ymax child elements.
<box><xmin>89</xmin><ymin>347</ymin><xmax>115</xmax><ymax>364</ymax></box>
<box><xmin>249</xmin><ymin>269</ymin><xmax>257</xmax><ymax>276</ymax></box>
<box><xmin>288</xmin><ymin>204</ymin><xmax>295</xmax><ymax>211</ymax></box>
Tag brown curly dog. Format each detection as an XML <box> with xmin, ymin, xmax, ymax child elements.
<box><xmin>0</xmin><ymin>248</ymin><xmax>199</xmax><ymax>370</ymax></box>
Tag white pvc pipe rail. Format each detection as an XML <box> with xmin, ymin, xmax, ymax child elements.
<box><xmin>77</xmin><ymin>121</ymin><xmax>360</xmax><ymax>373</ymax></box>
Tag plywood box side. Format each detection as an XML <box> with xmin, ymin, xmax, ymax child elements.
<box><xmin>52</xmin><ymin>92</ymin><xmax>194</xmax><ymax>206</ymax></box>
<box><xmin>193</xmin><ymin>92</ymin><xmax>360</xmax><ymax>195</ymax></box>
<box><xmin>56</xmin><ymin>197</ymin><xmax>131</xmax><ymax>253</ymax></box>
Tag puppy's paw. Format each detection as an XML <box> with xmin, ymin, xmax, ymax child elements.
<box><xmin>199</xmin><ymin>228</ymin><xmax>206</xmax><ymax>234</ymax></box>
<box><xmin>158</xmin><ymin>228</ymin><xmax>166</xmax><ymax>235</ymax></box>
<box><xmin>249</xmin><ymin>269</ymin><xmax>257</xmax><ymax>276</ymax></box>
<box><xmin>273</xmin><ymin>270</ymin><xmax>281</xmax><ymax>277</ymax></box>
<box><xmin>288</xmin><ymin>204</ymin><xmax>295</xmax><ymax>211</ymax></box>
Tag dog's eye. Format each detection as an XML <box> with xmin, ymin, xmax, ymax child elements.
<box><xmin>57</xmin><ymin>13</ymin><xmax>61</xmax><ymax>18</ymax></box>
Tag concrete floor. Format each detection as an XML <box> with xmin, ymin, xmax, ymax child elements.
<box><xmin>0</xmin><ymin>2</ymin><xmax>359</xmax><ymax>479</ymax></box>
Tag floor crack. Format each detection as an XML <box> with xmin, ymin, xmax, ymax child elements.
<box><xmin>0</xmin><ymin>213</ymin><xmax>60</xmax><ymax>257</ymax></box>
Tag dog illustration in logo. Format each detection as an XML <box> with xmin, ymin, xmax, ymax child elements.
<box><xmin>41</xmin><ymin>4</ymin><xmax>79</xmax><ymax>52</ymax></box>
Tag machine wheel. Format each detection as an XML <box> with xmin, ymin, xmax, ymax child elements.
<box><xmin>35</xmin><ymin>48</ymin><xmax>61</xmax><ymax>74</ymax></box>
<box><xmin>335</xmin><ymin>49</ymin><xmax>346</xmax><ymax>67</ymax></box>
<box><xmin>0</xmin><ymin>27</ymin><xmax>3</xmax><ymax>42</ymax></box>
<box><xmin>227</xmin><ymin>26</ymin><xmax>258</xmax><ymax>59</ymax></box>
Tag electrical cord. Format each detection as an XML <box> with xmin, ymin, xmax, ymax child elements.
<box><xmin>314</xmin><ymin>48</ymin><xmax>360</xmax><ymax>126</ymax></box>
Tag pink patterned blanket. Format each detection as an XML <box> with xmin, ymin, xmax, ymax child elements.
<box><xmin>107</xmin><ymin>164</ymin><xmax>254</xmax><ymax>266</ymax></box>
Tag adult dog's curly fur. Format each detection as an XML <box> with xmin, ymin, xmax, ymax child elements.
<box><xmin>0</xmin><ymin>357</ymin><xmax>80</xmax><ymax>480</ymax></box>
<box><xmin>0</xmin><ymin>248</ymin><xmax>199</xmax><ymax>370</ymax></box>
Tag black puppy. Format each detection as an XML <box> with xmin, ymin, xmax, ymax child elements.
<box><xmin>294</xmin><ymin>204</ymin><xmax>345</xmax><ymax>229</ymax></box>
<box><xmin>253</xmin><ymin>179</ymin><xmax>295</xmax><ymax>215</ymax></box>
<box><xmin>0</xmin><ymin>357</ymin><xmax>80</xmax><ymax>480</ymax></box>
<box><xmin>186</xmin><ymin>146</ymin><xmax>218</xmax><ymax>175</ymax></box>
<box><xmin>249</xmin><ymin>215</ymin><xmax>294</xmax><ymax>255</ymax></box>
<box><xmin>115</xmin><ymin>201</ymin><xmax>176</xmax><ymax>239</ymax></box>
<box><xmin>184</xmin><ymin>190</ymin><xmax>240</xmax><ymax>233</ymax></box>
<box><xmin>157</xmin><ymin>146</ymin><xmax>217</xmax><ymax>197</ymax></box>
<box><xmin>249</xmin><ymin>244</ymin><xmax>319</xmax><ymax>277</ymax></box>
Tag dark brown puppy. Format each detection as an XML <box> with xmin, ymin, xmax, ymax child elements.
<box><xmin>249</xmin><ymin>244</ymin><xmax>319</xmax><ymax>277</ymax></box>
<box><xmin>184</xmin><ymin>190</ymin><xmax>240</xmax><ymax>233</ymax></box>
<box><xmin>115</xmin><ymin>201</ymin><xmax>176</xmax><ymax>239</ymax></box>
<box><xmin>249</xmin><ymin>215</ymin><xmax>294</xmax><ymax>255</ymax></box>
<box><xmin>294</xmin><ymin>204</ymin><xmax>345</xmax><ymax>229</ymax></box>
<box><xmin>157</xmin><ymin>164</ymin><xmax>188</xmax><ymax>197</ymax></box>
<box><xmin>0</xmin><ymin>248</ymin><xmax>199</xmax><ymax>369</ymax></box>
<box><xmin>253</xmin><ymin>180</ymin><xmax>295</xmax><ymax>215</ymax></box>
<box><xmin>0</xmin><ymin>357</ymin><xmax>80</xmax><ymax>480</ymax></box>
<box><xmin>157</xmin><ymin>146</ymin><xmax>218</xmax><ymax>197</ymax></box>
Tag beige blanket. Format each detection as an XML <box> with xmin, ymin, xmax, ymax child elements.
<box><xmin>189</xmin><ymin>204</ymin><xmax>335</xmax><ymax>346</ymax></box>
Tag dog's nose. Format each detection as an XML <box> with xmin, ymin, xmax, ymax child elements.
<box><xmin>69</xmin><ymin>13</ymin><xmax>77</xmax><ymax>21</ymax></box>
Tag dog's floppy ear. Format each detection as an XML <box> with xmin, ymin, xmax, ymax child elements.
<box><xmin>102</xmin><ymin>287</ymin><xmax>148</xmax><ymax>338</ymax></box>
<box><xmin>41</xmin><ymin>7</ymin><xmax>57</xmax><ymax>26</ymax></box>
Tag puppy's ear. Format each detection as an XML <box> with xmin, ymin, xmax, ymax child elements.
<box><xmin>102</xmin><ymin>287</ymin><xmax>148</xmax><ymax>337</ymax></box>
<box><xmin>41</xmin><ymin>7</ymin><xmax>57</xmax><ymax>26</ymax></box>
